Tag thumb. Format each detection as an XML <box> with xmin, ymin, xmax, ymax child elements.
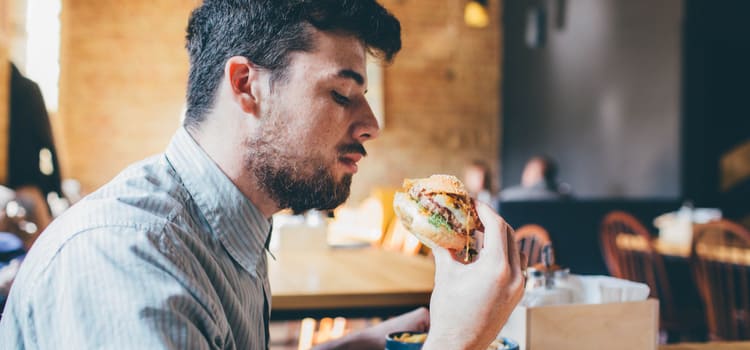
<box><xmin>431</xmin><ymin>246</ymin><xmax>470</xmax><ymax>284</ymax></box>
<box><xmin>431</xmin><ymin>246</ymin><xmax>453</xmax><ymax>271</ymax></box>
<box><xmin>474</xmin><ymin>201</ymin><xmax>506</xmax><ymax>261</ymax></box>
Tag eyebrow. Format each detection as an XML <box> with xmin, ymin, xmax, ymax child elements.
<box><xmin>337</xmin><ymin>69</ymin><xmax>365</xmax><ymax>86</ymax></box>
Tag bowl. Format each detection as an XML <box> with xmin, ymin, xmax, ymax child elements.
<box><xmin>489</xmin><ymin>337</ymin><xmax>520</xmax><ymax>350</ymax></box>
<box><xmin>385</xmin><ymin>332</ymin><xmax>519</xmax><ymax>350</ymax></box>
<box><xmin>385</xmin><ymin>331</ymin><xmax>426</xmax><ymax>350</ymax></box>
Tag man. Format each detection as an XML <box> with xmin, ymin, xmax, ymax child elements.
<box><xmin>0</xmin><ymin>1</ymin><xmax>524</xmax><ymax>349</ymax></box>
<box><xmin>5</xmin><ymin>63</ymin><xmax>61</xmax><ymax>241</ymax></box>
<box><xmin>7</xmin><ymin>63</ymin><xmax>63</xmax><ymax>200</ymax></box>
<box><xmin>501</xmin><ymin>155</ymin><xmax>571</xmax><ymax>201</ymax></box>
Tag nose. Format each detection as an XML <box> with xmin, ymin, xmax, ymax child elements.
<box><xmin>352</xmin><ymin>100</ymin><xmax>381</xmax><ymax>143</ymax></box>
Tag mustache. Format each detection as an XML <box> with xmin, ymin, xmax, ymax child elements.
<box><xmin>337</xmin><ymin>143</ymin><xmax>367</xmax><ymax>157</ymax></box>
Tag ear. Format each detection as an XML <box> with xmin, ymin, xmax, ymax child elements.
<box><xmin>224</xmin><ymin>56</ymin><xmax>265</xmax><ymax>116</ymax></box>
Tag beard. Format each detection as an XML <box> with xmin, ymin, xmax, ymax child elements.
<box><xmin>244</xmin><ymin>117</ymin><xmax>359</xmax><ymax>214</ymax></box>
<box><xmin>251</xmin><ymin>151</ymin><xmax>352</xmax><ymax>214</ymax></box>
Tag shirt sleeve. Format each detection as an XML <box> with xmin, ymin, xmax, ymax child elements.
<box><xmin>4</xmin><ymin>226</ymin><xmax>225</xmax><ymax>349</ymax></box>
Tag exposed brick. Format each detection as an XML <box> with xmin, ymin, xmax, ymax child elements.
<box><xmin>350</xmin><ymin>0</ymin><xmax>502</xmax><ymax>202</ymax></box>
<box><xmin>57</xmin><ymin>0</ymin><xmax>502</xmax><ymax>205</ymax></box>
<box><xmin>58</xmin><ymin>0</ymin><xmax>194</xmax><ymax>190</ymax></box>
<box><xmin>0</xmin><ymin>0</ymin><xmax>11</xmax><ymax>183</ymax></box>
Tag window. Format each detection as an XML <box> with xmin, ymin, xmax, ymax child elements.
<box><xmin>23</xmin><ymin>0</ymin><xmax>61</xmax><ymax>112</ymax></box>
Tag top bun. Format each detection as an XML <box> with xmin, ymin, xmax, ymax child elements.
<box><xmin>402</xmin><ymin>174</ymin><xmax>469</xmax><ymax>197</ymax></box>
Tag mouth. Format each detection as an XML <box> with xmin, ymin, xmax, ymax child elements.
<box><xmin>338</xmin><ymin>153</ymin><xmax>364</xmax><ymax>174</ymax></box>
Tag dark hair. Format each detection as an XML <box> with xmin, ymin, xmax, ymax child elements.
<box><xmin>184</xmin><ymin>0</ymin><xmax>402</xmax><ymax>127</ymax></box>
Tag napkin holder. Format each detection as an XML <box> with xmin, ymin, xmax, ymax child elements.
<box><xmin>499</xmin><ymin>275</ymin><xmax>658</xmax><ymax>350</ymax></box>
<box><xmin>499</xmin><ymin>299</ymin><xmax>658</xmax><ymax>350</ymax></box>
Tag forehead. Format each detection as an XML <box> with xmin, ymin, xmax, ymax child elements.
<box><xmin>286</xmin><ymin>29</ymin><xmax>368</xmax><ymax>85</ymax></box>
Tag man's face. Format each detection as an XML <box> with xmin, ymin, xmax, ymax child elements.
<box><xmin>245</xmin><ymin>29</ymin><xmax>379</xmax><ymax>213</ymax></box>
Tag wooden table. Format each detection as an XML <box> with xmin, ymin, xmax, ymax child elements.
<box><xmin>661</xmin><ymin>342</ymin><xmax>750</xmax><ymax>349</ymax></box>
<box><xmin>619</xmin><ymin>236</ymin><xmax>750</xmax><ymax>263</ymax></box>
<box><xmin>654</xmin><ymin>238</ymin><xmax>691</xmax><ymax>257</ymax></box>
<box><xmin>268</xmin><ymin>247</ymin><xmax>434</xmax><ymax>319</ymax></box>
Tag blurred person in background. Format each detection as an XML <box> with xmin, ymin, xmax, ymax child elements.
<box><xmin>2</xmin><ymin>62</ymin><xmax>64</xmax><ymax>245</ymax></box>
<box><xmin>7</xmin><ymin>63</ymin><xmax>63</xmax><ymax>199</ymax></box>
<box><xmin>463</xmin><ymin>159</ymin><xmax>499</xmax><ymax>210</ymax></box>
<box><xmin>0</xmin><ymin>1</ymin><xmax>523</xmax><ymax>349</ymax></box>
<box><xmin>500</xmin><ymin>155</ymin><xmax>571</xmax><ymax>201</ymax></box>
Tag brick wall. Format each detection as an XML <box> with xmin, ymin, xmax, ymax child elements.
<box><xmin>0</xmin><ymin>0</ymin><xmax>11</xmax><ymax>184</ymax></box>
<box><xmin>58</xmin><ymin>0</ymin><xmax>502</xmax><ymax>204</ymax></box>
<box><xmin>351</xmin><ymin>0</ymin><xmax>502</xmax><ymax>202</ymax></box>
<box><xmin>58</xmin><ymin>0</ymin><xmax>196</xmax><ymax>189</ymax></box>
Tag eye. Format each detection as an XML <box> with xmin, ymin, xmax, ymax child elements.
<box><xmin>331</xmin><ymin>91</ymin><xmax>351</xmax><ymax>107</ymax></box>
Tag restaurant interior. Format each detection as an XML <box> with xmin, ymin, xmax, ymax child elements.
<box><xmin>0</xmin><ymin>0</ymin><xmax>749</xmax><ymax>349</ymax></box>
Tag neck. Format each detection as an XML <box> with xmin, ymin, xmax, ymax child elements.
<box><xmin>186</xmin><ymin>116</ymin><xmax>281</xmax><ymax>219</ymax></box>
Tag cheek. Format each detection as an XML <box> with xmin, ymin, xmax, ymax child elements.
<box><xmin>280</xmin><ymin>125</ymin><xmax>331</xmax><ymax>159</ymax></box>
<box><xmin>302</xmin><ymin>117</ymin><xmax>345</xmax><ymax>147</ymax></box>
<box><xmin>274</xmin><ymin>95</ymin><xmax>348</xmax><ymax>153</ymax></box>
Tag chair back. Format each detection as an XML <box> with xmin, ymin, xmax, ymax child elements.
<box><xmin>514</xmin><ymin>224</ymin><xmax>552</xmax><ymax>267</ymax></box>
<box><xmin>691</xmin><ymin>219</ymin><xmax>750</xmax><ymax>340</ymax></box>
<box><xmin>600</xmin><ymin>211</ymin><xmax>673</xmax><ymax>317</ymax></box>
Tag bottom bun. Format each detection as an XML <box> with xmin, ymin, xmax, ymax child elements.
<box><xmin>393</xmin><ymin>192</ymin><xmax>468</xmax><ymax>251</ymax></box>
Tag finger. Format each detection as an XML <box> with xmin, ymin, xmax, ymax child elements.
<box><xmin>431</xmin><ymin>246</ymin><xmax>453</xmax><ymax>272</ymax></box>
<box><xmin>410</xmin><ymin>307</ymin><xmax>430</xmax><ymax>332</ymax></box>
<box><xmin>475</xmin><ymin>201</ymin><xmax>507</xmax><ymax>262</ymax></box>
<box><xmin>393</xmin><ymin>307</ymin><xmax>429</xmax><ymax>330</ymax></box>
<box><xmin>506</xmin><ymin>222</ymin><xmax>521</xmax><ymax>271</ymax></box>
<box><xmin>519</xmin><ymin>252</ymin><xmax>528</xmax><ymax>270</ymax></box>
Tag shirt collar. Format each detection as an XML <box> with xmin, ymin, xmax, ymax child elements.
<box><xmin>165</xmin><ymin>127</ymin><xmax>271</xmax><ymax>277</ymax></box>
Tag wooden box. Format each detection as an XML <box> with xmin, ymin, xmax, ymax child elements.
<box><xmin>498</xmin><ymin>299</ymin><xmax>659</xmax><ymax>350</ymax></box>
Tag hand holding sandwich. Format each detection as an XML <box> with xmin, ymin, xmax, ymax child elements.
<box><xmin>393</xmin><ymin>175</ymin><xmax>525</xmax><ymax>350</ymax></box>
<box><xmin>424</xmin><ymin>202</ymin><xmax>525</xmax><ymax>350</ymax></box>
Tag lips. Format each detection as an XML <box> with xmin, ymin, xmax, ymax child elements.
<box><xmin>338</xmin><ymin>153</ymin><xmax>363</xmax><ymax>173</ymax></box>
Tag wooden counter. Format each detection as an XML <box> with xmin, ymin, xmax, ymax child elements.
<box><xmin>269</xmin><ymin>247</ymin><xmax>434</xmax><ymax>318</ymax></box>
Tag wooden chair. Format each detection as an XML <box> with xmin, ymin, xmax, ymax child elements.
<box><xmin>600</xmin><ymin>211</ymin><xmax>703</xmax><ymax>341</ymax></box>
<box><xmin>691</xmin><ymin>219</ymin><xmax>750</xmax><ymax>341</ymax></box>
<box><xmin>514</xmin><ymin>224</ymin><xmax>552</xmax><ymax>267</ymax></box>
<box><xmin>600</xmin><ymin>211</ymin><xmax>668</xmax><ymax>299</ymax></box>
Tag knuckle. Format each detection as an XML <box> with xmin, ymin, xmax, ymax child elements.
<box><xmin>490</xmin><ymin>267</ymin><xmax>512</xmax><ymax>286</ymax></box>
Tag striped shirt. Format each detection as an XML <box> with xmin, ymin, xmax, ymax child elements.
<box><xmin>0</xmin><ymin>127</ymin><xmax>273</xmax><ymax>349</ymax></box>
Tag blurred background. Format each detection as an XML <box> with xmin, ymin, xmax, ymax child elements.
<box><xmin>0</xmin><ymin>0</ymin><xmax>502</xmax><ymax>207</ymax></box>
<box><xmin>1</xmin><ymin>0</ymin><xmax>749</xmax><ymax>348</ymax></box>
<box><xmin>0</xmin><ymin>0</ymin><xmax>747</xmax><ymax>212</ymax></box>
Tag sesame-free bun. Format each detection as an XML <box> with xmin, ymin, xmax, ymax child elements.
<box><xmin>393</xmin><ymin>191</ymin><xmax>468</xmax><ymax>251</ymax></box>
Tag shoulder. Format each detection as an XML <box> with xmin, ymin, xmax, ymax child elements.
<box><xmin>1</xmin><ymin>224</ymin><xmax>222</xmax><ymax>348</ymax></box>
<box><xmin>499</xmin><ymin>186</ymin><xmax>527</xmax><ymax>200</ymax></box>
<box><xmin>500</xmin><ymin>185</ymin><xmax>568</xmax><ymax>201</ymax></box>
<box><xmin>88</xmin><ymin>155</ymin><xmax>188</xmax><ymax>215</ymax></box>
<box><xmin>15</xmin><ymin>155</ymin><xmax>201</xmax><ymax>285</ymax></box>
<box><xmin>0</xmin><ymin>156</ymin><xmax>227</xmax><ymax>346</ymax></box>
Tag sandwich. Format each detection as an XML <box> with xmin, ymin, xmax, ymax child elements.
<box><xmin>393</xmin><ymin>174</ymin><xmax>483</xmax><ymax>256</ymax></box>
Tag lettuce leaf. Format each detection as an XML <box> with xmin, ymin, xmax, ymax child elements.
<box><xmin>428</xmin><ymin>212</ymin><xmax>451</xmax><ymax>230</ymax></box>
